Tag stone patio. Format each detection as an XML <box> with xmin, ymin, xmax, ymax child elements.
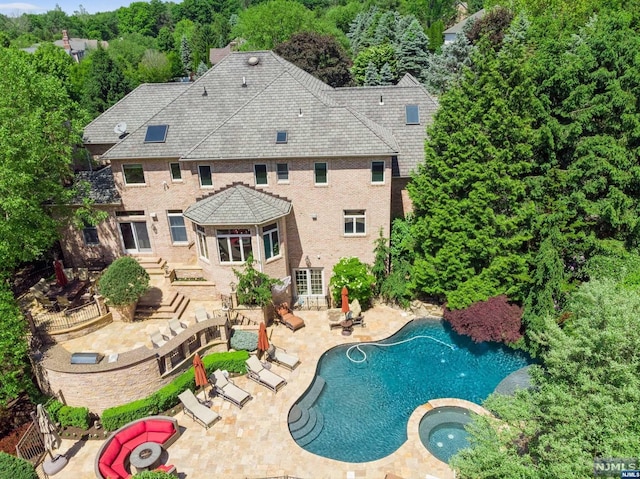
<box><xmin>50</xmin><ymin>298</ymin><xmax>455</xmax><ymax>479</ymax></box>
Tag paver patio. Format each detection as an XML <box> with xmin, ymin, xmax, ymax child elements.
<box><xmin>53</xmin><ymin>303</ymin><xmax>455</xmax><ymax>479</ymax></box>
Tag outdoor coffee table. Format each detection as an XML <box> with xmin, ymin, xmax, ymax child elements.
<box><xmin>130</xmin><ymin>441</ymin><xmax>162</xmax><ymax>473</ymax></box>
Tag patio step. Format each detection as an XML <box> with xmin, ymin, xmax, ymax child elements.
<box><xmin>135</xmin><ymin>291</ymin><xmax>189</xmax><ymax>320</ymax></box>
<box><xmin>288</xmin><ymin>406</ymin><xmax>309</xmax><ymax>433</ymax></box>
<box><xmin>291</xmin><ymin>407</ymin><xmax>318</xmax><ymax>440</ymax></box>
<box><xmin>136</xmin><ymin>256</ymin><xmax>167</xmax><ymax>276</ymax></box>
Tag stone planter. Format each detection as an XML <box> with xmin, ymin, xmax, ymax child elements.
<box><xmin>110</xmin><ymin>301</ymin><xmax>137</xmax><ymax>322</ymax></box>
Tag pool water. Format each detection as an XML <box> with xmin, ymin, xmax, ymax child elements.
<box><xmin>419</xmin><ymin>406</ymin><xmax>472</xmax><ymax>463</ymax></box>
<box><xmin>291</xmin><ymin>318</ymin><xmax>530</xmax><ymax>462</ymax></box>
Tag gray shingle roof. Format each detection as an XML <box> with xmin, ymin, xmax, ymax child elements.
<box><xmin>443</xmin><ymin>9</ymin><xmax>485</xmax><ymax>35</ymax></box>
<box><xmin>183</xmin><ymin>71</ymin><xmax>398</xmax><ymax>160</ymax></box>
<box><xmin>83</xmin><ymin>83</ymin><xmax>189</xmax><ymax>145</ymax></box>
<box><xmin>329</xmin><ymin>78</ymin><xmax>439</xmax><ymax>176</ymax></box>
<box><xmin>73</xmin><ymin>166</ymin><xmax>121</xmax><ymax>205</ymax></box>
<box><xmin>184</xmin><ymin>183</ymin><xmax>291</xmax><ymax>225</ymax></box>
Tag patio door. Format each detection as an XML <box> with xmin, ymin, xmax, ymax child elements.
<box><xmin>294</xmin><ymin>268</ymin><xmax>324</xmax><ymax>296</ymax></box>
<box><xmin>119</xmin><ymin>222</ymin><xmax>152</xmax><ymax>253</ymax></box>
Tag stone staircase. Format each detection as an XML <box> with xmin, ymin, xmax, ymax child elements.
<box><xmin>135</xmin><ymin>288</ymin><xmax>190</xmax><ymax>321</ymax></box>
<box><xmin>135</xmin><ymin>256</ymin><xmax>168</xmax><ymax>277</ymax></box>
<box><xmin>288</xmin><ymin>376</ymin><xmax>326</xmax><ymax>446</ymax></box>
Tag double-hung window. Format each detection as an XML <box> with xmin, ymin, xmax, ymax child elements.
<box><xmin>314</xmin><ymin>162</ymin><xmax>327</xmax><ymax>185</ymax></box>
<box><xmin>371</xmin><ymin>161</ymin><xmax>385</xmax><ymax>183</ymax></box>
<box><xmin>344</xmin><ymin>209</ymin><xmax>366</xmax><ymax>235</ymax></box>
<box><xmin>199</xmin><ymin>165</ymin><xmax>212</xmax><ymax>187</ymax></box>
<box><xmin>262</xmin><ymin>223</ymin><xmax>280</xmax><ymax>260</ymax></box>
<box><xmin>167</xmin><ymin>210</ymin><xmax>188</xmax><ymax>243</ymax></box>
<box><xmin>170</xmin><ymin>162</ymin><xmax>182</xmax><ymax>181</ymax></box>
<box><xmin>254</xmin><ymin>164</ymin><xmax>268</xmax><ymax>186</ymax></box>
<box><xmin>217</xmin><ymin>229</ymin><xmax>252</xmax><ymax>263</ymax></box>
<box><xmin>277</xmin><ymin>163</ymin><xmax>289</xmax><ymax>183</ymax></box>
<box><xmin>123</xmin><ymin>164</ymin><xmax>145</xmax><ymax>184</ymax></box>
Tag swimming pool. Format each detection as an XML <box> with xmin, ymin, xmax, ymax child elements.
<box><xmin>289</xmin><ymin>318</ymin><xmax>530</xmax><ymax>462</ymax></box>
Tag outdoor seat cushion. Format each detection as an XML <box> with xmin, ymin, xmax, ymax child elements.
<box><xmin>99</xmin><ymin>462</ymin><xmax>121</xmax><ymax>479</ymax></box>
<box><xmin>115</xmin><ymin>421</ymin><xmax>146</xmax><ymax>444</ymax></box>
<box><xmin>100</xmin><ymin>438</ymin><xmax>122</xmax><ymax>467</ymax></box>
<box><xmin>121</xmin><ymin>434</ymin><xmax>146</xmax><ymax>452</ymax></box>
<box><xmin>145</xmin><ymin>430</ymin><xmax>174</xmax><ymax>444</ymax></box>
<box><xmin>145</xmin><ymin>419</ymin><xmax>176</xmax><ymax>434</ymax></box>
<box><xmin>110</xmin><ymin>456</ymin><xmax>130</xmax><ymax>479</ymax></box>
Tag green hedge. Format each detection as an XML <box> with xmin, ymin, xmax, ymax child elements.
<box><xmin>133</xmin><ymin>471</ymin><xmax>174</xmax><ymax>478</ymax></box>
<box><xmin>46</xmin><ymin>399</ymin><xmax>90</xmax><ymax>429</ymax></box>
<box><xmin>46</xmin><ymin>399</ymin><xmax>64</xmax><ymax>423</ymax></box>
<box><xmin>0</xmin><ymin>452</ymin><xmax>38</xmax><ymax>479</ymax></box>
<box><xmin>101</xmin><ymin>350</ymin><xmax>249</xmax><ymax>431</ymax></box>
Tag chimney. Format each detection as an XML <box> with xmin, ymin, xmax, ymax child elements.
<box><xmin>62</xmin><ymin>30</ymin><xmax>70</xmax><ymax>51</ymax></box>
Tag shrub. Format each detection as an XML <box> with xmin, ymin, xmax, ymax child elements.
<box><xmin>443</xmin><ymin>295</ymin><xmax>523</xmax><ymax>344</ymax></box>
<box><xmin>230</xmin><ymin>330</ymin><xmax>258</xmax><ymax>351</ymax></box>
<box><xmin>329</xmin><ymin>257</ymin><xmax>375</xmax><ymax>307</ymax></box>
<box><xmin>101</xmin><ymin>351</ymin><xmax>249</xmax><ymax>430</ymax></box>
<box><xmin>233</xmin><ymin>254</ymin><xmax>281</xmax><ymax>307</ymax></box>
<box><xmin>0</xmin><ymin>452</ymin><xmax>38</xmax><ymax>479</ymax></box>
<box><xmin>98</xmin><ymin>257</ymin><xmax>150</xmax><ymax>307</ymax></box>
<box><xmin>58</xmin><ymin>405</ymin><xmax>90</xmax><ymax>429</ymax></box>
<box><xmin>46</xmin><ymin>399</ymin><xmax>64</xmax><ymax>423</ymax></box>
<box><xmin>134</xmin><ymin>471</ymin><xmax>174</xmax><ymax>479</ymax></box>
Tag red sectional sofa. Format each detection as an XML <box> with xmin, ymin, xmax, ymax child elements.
<box><xmin>95</xmin><ymin>416</ymin><xmax>180</xmax><ymax>479</ymax></box>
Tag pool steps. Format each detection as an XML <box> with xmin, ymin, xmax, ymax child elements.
<box><xmin>288</xmin><ymin>377</ymin><xmax>326</xmax><ymax>446</ymax></box>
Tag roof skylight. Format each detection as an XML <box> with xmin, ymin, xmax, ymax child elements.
<box><xmin>144</xmin><ymin>125</ymin><xmax>169</xmax><ymax>143</ymax></box>
<box><xmin>276</xmin><ymin>131</ymin><xmax>288</xmax><ymax>144</ymax></box>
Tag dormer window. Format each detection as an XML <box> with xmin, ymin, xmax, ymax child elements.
<box><xmin>276</xmin><ymin>131</ymin><xmax>288</xmax><ymax>144</ymax></box>
<box><xmin>144</xmin><ymin>125</ymin><xmax>169</xmax><ymax>143</ymax></box>
<box><xmin>405</xmin><ymin>105</ymin><xmax>420</xmax><ymax>125</ymax></box>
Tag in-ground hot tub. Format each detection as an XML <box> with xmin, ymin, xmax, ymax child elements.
<box><xmin>419</xmin><ymin>406</ymin><xmax>472</xmax><ymax>463</ymax></box>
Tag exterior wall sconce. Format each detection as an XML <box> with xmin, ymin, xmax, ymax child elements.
<box><xmin>305</xmin><ymin>255</ymin><xmax>312</xmax><ymax>267</ymax></box>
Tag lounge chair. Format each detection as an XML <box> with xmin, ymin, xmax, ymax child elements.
<box><xmin>275</xmin><ymin>302</ymin><xmax>305</xmax><ymax>332</ymax></box>
<box><xmin>209</xmin><ymin>369</ymin><xmax>252</xmax><ymax>408</ymax></box>
<box><xmin>168</xmin><ymin>317</ymin><xmax>187</xmax><ymax>336</ymax></box>
<box><xmin>150</xmin><ymin>330</ymin><xmax>169</xmax><ymax>348</ymax></box>
<box><xmin>178</xmin><ymin>389</ymin><xmax>220</xmax><ymax>429</ymax></box>
<box><xmin>266</xmin><ymin>345</ymin><xmax>300</xmax><ymax>370</ymax></box>
<box><xmin>194</xmin><ymin>306</ymin><xmax>209</xmax><ymax>323</ymax></box>
<box><xmin>245</xmin><ymin>355</ymin><xmax>287</xmax><ymax>393</ymax></box>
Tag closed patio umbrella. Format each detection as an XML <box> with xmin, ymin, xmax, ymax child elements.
<box><xmin>36</xmin><ymin>404</ymin><xmax>68</xmax><ymax>474</ymax></box>
<box><xmin>257</xmin><ymin>321</ymin><xmax>269</xmax><ymax>358</ymax></box>
<box><xmin>53</xmin><ymin>260</ymin><xmax>68</xmax><ymax>287</ymax></box>
<box><xmin>193</xmin><ymin>353</ymin><xmax>208</xmax><ymax>402</ymax></box>
<box><xmin>341</xmin><ymin>286</ymin><xmax>350</xmax><ymax>319</ymax></box>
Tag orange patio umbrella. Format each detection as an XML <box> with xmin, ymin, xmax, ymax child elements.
<box><xmin>341</xmin><ymin>286</ymin><xmax>350</xmax><ymax>319</ymax></box>
<box><xmin>193</xmin><ymin>353</ymin><xmax>208</xmax><ymax>402</ymax></box>
<box><xmin>257</xmin><ymin>321</ymin><xmax>269</xmax><ymax>358</ymax></box>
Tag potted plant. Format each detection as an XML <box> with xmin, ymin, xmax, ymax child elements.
<box><xmin>98</xmin><ymin>257</ymin><xmax>150</xmax><ymax>322</ymax></box>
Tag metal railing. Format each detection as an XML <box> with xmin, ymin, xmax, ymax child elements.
<box><xmin>33</xmin><ymin>301</ymin><xmax>100</xmax><ymax>332</ymax></box>
<box><xmin>293</xmin><ymin>295</ymin><xmax>329</xmax><ymax>310</ymax></box>
<box><xmin>16</xmin><ymin>421</ymin><xmax>45</xmax><ymax>465</ymax></box>
<box><xmin>229</xmin><ymin>310</ymin><xmax>259</xmax><ymax>326</ymax></box>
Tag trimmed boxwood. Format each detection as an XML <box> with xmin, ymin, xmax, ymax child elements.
<box><xmin>46</xmin><ymin>399</ymin><xmax>64</xmax><ymax>423</ymax></box>
<box><xmin>57</xmin><ymin>405</ymin><xmax>90</xmax><ymax>429</ymax></box>
<box><xmin>0</xmin><ymin>452</ymin><xmax>38</xmax><ymax>479</ymax></box>
<box><xmin>98</xmin><ymin>257</ymin><xmax>150</xmax><ymax>307</ymax></box>
<box><xmin>100</xmin><ymin>350</ymin><xmax>249</xmax><ymax>431</ymax></box>
<box><xmin>134</xmin><ymin>472</ymin><xmax>174</xmax><ymax>479</ymax></box>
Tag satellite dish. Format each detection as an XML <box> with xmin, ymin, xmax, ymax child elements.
<box><xmin>113</xmin><ymin>122</ymin><xmax>128</xmax><ymax>136</ymax></box>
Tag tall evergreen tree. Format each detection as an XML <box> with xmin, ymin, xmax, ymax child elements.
<box><xmin>422</xmin><ymin>32</ymin><xmax>474</xmax><ymax>94</ymax></box>
<box><xmin>379</xmin><ymin>62</ymin><xmax>394</xmax><ymax>85</ymax></box>
<box><xmin>83</xmin><ymin>46</ymin><xmax>130</xmax><ymax>115</ymax></box>
<box><xmin>364</xmin><ymin>61</ymin><xmax>380</xmax><ymax>85</ymax></box>
<box><xmin>396</xmin><ymin>18</ymin><xmax>430</xmax><ymax>78</ymax></box>
<box><xmin>180</xmin><ymin>34</ymin><xmax>192</xmax><ymax>75</ymax></box>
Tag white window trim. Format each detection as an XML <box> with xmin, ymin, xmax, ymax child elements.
<box><xmin>371</xmin><ymin>160</ymin><xmax>385</xmax><ymax>184</ymax></box>
<box><xmin>122</xmin><ymin>164</ymin><xmax>146</xmax><ymax>186</ymax></box>
<box><xmin>167</xmin><ymin>211</ymin><xmax>188</xmax><ymax>245</ymax></box>
<box><xmin>254</xmin><ymin>164</ymin><xmax>268</xmax><ymax>187</ymax></box>
<box><xmin>216</xmin><ymin>229</ymin><xmax>253</xmax><ymax>264</ymax></box>
<box><xmin>262</xmin><ymin>223</ymin><xmax>281</xmax><ymax>261</ymax></box>
<box><xmin>314</xmin><ymin>162</ymin><xmax>328</xmax><ymax>186</ymax></box>
<box><xmin>276</xmin><ymin>163</ymin><xmax>289</xmax><ymax>184</ymax></box>
<box><xmin>169</xmin><ymin>162</ymin><xmax>183</xmax><ymax>182</ymax></box>
<box><xmin>293</xmin><ymin>268</ymin><xmax>325</xmax><ymax>297</ymax></box>
<box><xmin>196</xmin><ymin>225</ymin><xmax>210</xmax><ymax>262</ymax></box>
<box><xmin>198</xmin><ymin>164</ymin><xmax>213</xmax><ymax>188</ymax></box>
<box><xmin>344</xmin><ymin>210</ymin><xmax>366</xmax><ymax>236</ymax></box>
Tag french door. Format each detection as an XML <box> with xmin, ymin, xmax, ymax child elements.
<box><xmin>119</xmin><ymin>222</ymin><xmax>152</xmax><ymax>253</ymax></box>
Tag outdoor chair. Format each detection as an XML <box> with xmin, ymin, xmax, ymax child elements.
<box><xmin>245</xmin><ymin>355</ymin><xmax>287</xmax><ymax>393</ymax></box>
<box><xmin>266</xmin><ymin>345</ymin><xmax>300</xmax><ymax>371</ymax></box>
<box><xmin>56</xmin><ymin>295</ymin><xmax>71</xmax><ymax>311</ymax></box>
<box><xmin>209</xmin><ymin>369</ymin><xmax>252</xmax><ymax>408</ymax></box>
<box><xmin>178</xmin><ymin>389</ymin><xmax>220</xmax><ymax>429</ymax></box>
<box><xmin>168</xmin><ymin>317</ymin><xmax>187</xmax><ymax>336</ymax></box>
<box><xmin>150</xmin><ymin>330</ymin><xmax>169</xmax><ymax>348</ymax></box>
<box><xmin>194</xmin><ymin>306</ymin><xmax>209</xmax><ymax>323</ymax></box>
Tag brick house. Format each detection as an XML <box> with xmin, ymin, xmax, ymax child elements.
<box><xmin>61</xmin><ymin>51</ymin><xmax>437</xmax><ymax>303</ymax></box>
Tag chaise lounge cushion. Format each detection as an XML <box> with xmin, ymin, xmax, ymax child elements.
<box><xmin>281</xmin><ymin>312</ymin><xmax>305</xmax><ymax>331</ymax></box>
